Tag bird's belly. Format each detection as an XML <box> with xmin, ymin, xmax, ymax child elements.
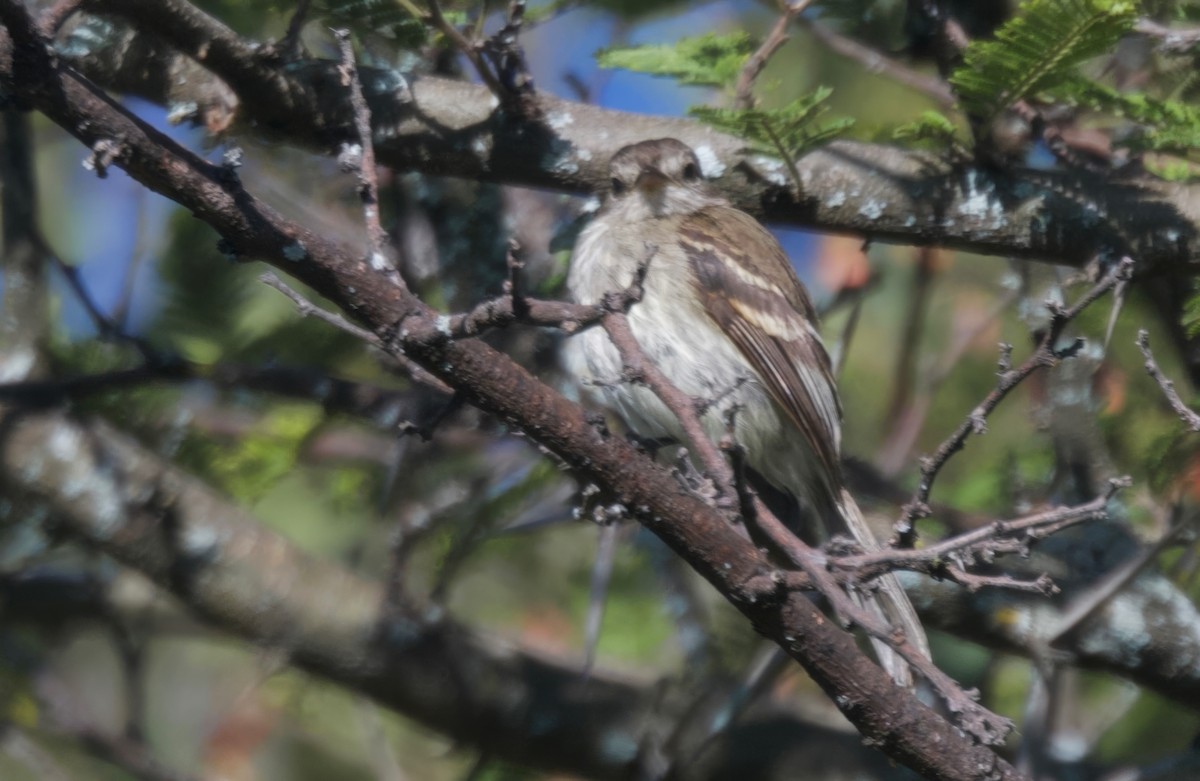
<box><xmin>563</xmin><ymin>297</ymin><xmax>802</xmax><ymax>480</ymax></box>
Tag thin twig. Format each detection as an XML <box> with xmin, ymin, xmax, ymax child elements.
<box><xmin>280</xmin><ymin>0</ymin><xmax>312</xmax><ymax>60</ymax></box>
<box><xmin>885</xmin><ymin>247</ymin><xmax>938</xmax><ymax>426</ymax></box>
<box><xmin>747</xmin><ymin>499</ymin><xmax>1014</xmax><ymax>745</ymax></box>
<box><xmin>877</xmin><ymin>285</ymin><xmax>1020</xmax><ymax>475</ymax></box>
<box><xmin>1134</xmin><ymin>17</ymin><xmax>1200</xmax><ymax>53</ymax></box>
<box><xmin>261</xmin><ymin>275</ymin><xmax>449</xmax><ymax>402</ymax></box>
<box><xmin>734</xmin><ymin>1</ymin><xmax>811</xmax><ymax>109</ymax></box>
<box><xmin>1049</xmin><ymin>510</ymin><xmax>1190</xmax><ymax>648</ymax></box>
<box><xmin>829</xmin><ymin>286</ymin><xmax>864</xmax><ymax>379</ymax></box>
<box><xmin>800</xmin><ymin>16</ymin><xmax>956</xmax><ymax>107</ymax></box>
<box><xmin>334</xmin><ymin>29</ymin><xmax>398</xmax><ymax>284</ymax></box>
<box><xmin>45</xmin><ymin>246</ymin><xmax>163</xmax><ymax>362</ymax></box>
<box><xmin>38</xmin><ymin>0</ymin><xmax>85</xmax><ymax>34</ymax></box>
<box><xmin>482</xmin><ymin>0</ymin><xmax>540</xmax><ymax>116</ymax></box>
<box><xmin>112</xmin><ymin>191</ymin><xmax>149</xmax><ymax>330</ymax></box>
<box><xmin>1136</xmin><ymin>329</ymin><xmax>1200</xmax><ymax>432</ymax></box>
<box><xmin>444</xmin><ymin>239</ymin><xmax>634</xmax><ymax>338</ymax></box>
<box><xmin>36</xmin><ymin>672</ymin><xmax>199</xmax><ymax>781</ymax></box>
<box><xmin>894</xmin><ymin>257</ymin><xmax>1134</xmax><ymax>546</ymax></box>
<box><xmin>582</xmin><ymin>520</ymin><xmax>620</xmax><ymax>677</ymax></box>
<box><xmin>261</xmin><ymin>272</ymin><xmax>381</xmax><ymax>345</ymax></box>
<box><xmin>425</xmin><ymin>0</ymin><xmax>507</xmax><ymax>98</ymax></box>
<box><xmin>834</xmin><ymin>478</ymin><xmax>1129</xmax><ymax>589</ymax></box>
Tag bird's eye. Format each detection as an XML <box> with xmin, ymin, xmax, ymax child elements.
<box><xmin>681</xmin><ymin>162</ymin><xmax>700</xmax><ymax>181</ymax></box>
<box><xmin>610</xmin><ymin>177</ymin><xmax>626</xmax><ymax>196</ymax></box>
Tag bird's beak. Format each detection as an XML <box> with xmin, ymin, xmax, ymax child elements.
<box><xmin>635</xmin><ymin>167</ymin><xmax>668</xmax><ymax>193</ymax></box>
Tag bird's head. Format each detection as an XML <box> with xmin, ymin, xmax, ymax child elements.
<box><xmin>604</xmin><ymin>138</ymin><xmax>720</xmax><ymax>220</ymax></box>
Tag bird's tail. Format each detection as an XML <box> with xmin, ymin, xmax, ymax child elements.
<box><xmin>834</xmin><ymin>488</ymin><xmax>930</xmax><ymax>688</ymax></box>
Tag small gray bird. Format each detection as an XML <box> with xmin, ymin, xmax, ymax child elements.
<box><xmin>564</xmin><ymin>137</ymin><xmax>929</xmax><ymax>686</ymax></box>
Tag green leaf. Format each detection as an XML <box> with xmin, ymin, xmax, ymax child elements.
<box><xmin>892</xmin><ymin>110</ymin><xmax>963</xmax><ymax>146</ymax></box>
<box><xmin>950</xmin><ymin>0</ymin><xmax>1138</xmax><ymax>123</ymax></box>
<box><xmin>689</xmin><ymin>87</ymin><xmax>854</xmax><ymax>159</ymax></box>
<box><xmin>1058</xmin><ymin>79</ymin><xmax>1200</xmax><ymax>152</ymax></box>
<box><xmin>1184</xmin><ymin>282</ymin><xmax>1200</xmax><ymax>339</ymax></box>
<box><xmin>596</xmin><ymin>32</ymin><xmax>756</xmax><ymax>88</ymax></box>
<box><xmin>177</xmin><ymin>404</ymin><xmax>324</xmax><ymax>502</ymax></box>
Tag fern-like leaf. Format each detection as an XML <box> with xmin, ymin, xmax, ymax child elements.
<box><xmin>596</xmin><ymin>32</ymin><xmax>755</xmax><ymax>88</ymax></box>
<box><xmin>1059</xmin><ymin>78</ymin><xmax>1200</xmax><ymax>152</ymax></box>
<box><xmin>951</xmin><ymin>0</ymin><xmax>1137</xmax><ymax>124</ymax></box>
<box><xmin>689</xmin><ymin>87</ymin><xmax>854</xmax><ymax>158</ymax></box>
<box><xmin>892</xmin><ymin>110</ymin><xmax>963</xmax><ymax>146</ymax></box>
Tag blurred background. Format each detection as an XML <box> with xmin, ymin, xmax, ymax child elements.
<box><xmin>2</xmin><ymin>0</ymin><xmax>1200</xmax><ymax>779</ymax></box>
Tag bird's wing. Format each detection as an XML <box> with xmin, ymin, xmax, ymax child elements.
<box><xmin>678</xmin><ymin>206</ymin><xmax>843</xmax><ymax>481</ymax></box>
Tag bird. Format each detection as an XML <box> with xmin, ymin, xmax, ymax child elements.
<box><xmin>563</xmin><ymin>137</ymin><xmax>929</xmax><ymax>686</ymax></box>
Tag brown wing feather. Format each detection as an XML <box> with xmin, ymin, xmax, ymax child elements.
<box><xmin>679</xmin><ymin>206</ymin><xmax>843</xmax><ymax>483</ymax></box>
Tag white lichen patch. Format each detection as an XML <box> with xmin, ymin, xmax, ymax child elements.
<box><xmin>601</xmin><ymin>730</ymin><xmax>639</xmax><ymax>763</ymax></box>
<box><xmin>543</xmin><ymin>145</ymin><xmax>581</xmax><ymax>176</ymax></box>
<box><xmin>283</xmin><ymin>241</ymin><xmax>307</xmax><ymax>262</ymax></box>
<box><xmin>957</xmin><ymin>170</ymin><xmax>1006</xmax><ymax>228</ymax></box>
<box><xmin>436</xmin><ymin>314</ymin><xmax>452</xmax><ymax>337</ymax></box>
<box><xmin>47</xmin><ymin>425</ymin><xmax>82</xmax><ymax>463</ymax></box>
<box><xmin>166</xmin><ymin>101</ymin><xmax>199</xmax><ymax>125</ymax></box>
<box><xmin>370</xmin><ymin>252</ymin><xmax>390</xmax><ymax>272</ymax></box>
<box><xmin>826</xmin><ymin>190</ymin><xmax>847</xmax><ymax>208</ymax></box>
<box><xmin>1077</xmin><ymin>591</ymin><xmax>1150</xmax><ymax>667</ymax></box>
<box><xmin>546</xmin><ymin>109</ymin><xmax>575</xmax><ymax>131</ymax></box>
<box><xmin>693</xmin><ymin>144</ymin><xmax>725</xmax><ymax>178</ymax></box>
<box><xmin>858</xmin><ymin>198</ymin><xmax>885</xmax><ymax>220</ymax></box>
<box><xmin>181</xmin><ymin>523</ymin><xmax>223</xmax><ymax>558</ymax></box>
<box><xmin>471</xmin><ymin>135</ymin><xmax>492</xmax><ymax>160</ymax></box>
<box><xmin>0</xmin><ymin>347</ymin><xmax>37</xmax><ymax>383</ymax></box>
<box><xmin>747</xmin><ymin>155</ymin><xmax>788</xmax><ymax>186</ymax></box>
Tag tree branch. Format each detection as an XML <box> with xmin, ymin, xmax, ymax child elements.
<box><xmin>1136</xmin><ymin>329</ymin><xmax>1200</xmax><ymax>431</ymax></box>
<box><xmin>53</xmin><ymin>0</ymin><xmax>1200</xmax><ymax>273</ymax></box>
<box><xmin>0</xmin><ymin>7</ymin><xmax>1026</xmax><ymax>777</ymax></box>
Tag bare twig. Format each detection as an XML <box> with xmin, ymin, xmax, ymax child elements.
<box><xmin>748</xmin><ymin>501</ymin><xmax>1014</xmax><ymax>745</ymax></box>
<box><xmin>425</xmin><ymin>0</ymin><xmax>507</xmax><ymax>98</ymax></box>
<box><xmin>894</xmin><ymin>257</ymin><xmax>1135</xmax><ymax>546</ymax></box>
<box><xmin>112</xmin><ymin>191</ymin><xmax>150</xmax><ymax>330</ymax></box>
<box><xmin>829</xmin><ymin>287</ymin><xmax>864</xmax><ymax>379</ymax></box>
<box><xmin>582</xmin><ymin>520</ymin><xmax>620</xmax><ymax>677</ymax></box>
<box><xmin>334</xmin><ymin>29</ymin><xmax>398</xmax><ymax>284</ymax></box>
<box><xmin>1136</xmin><ymin>329</ymin><xmax>1200</xmax><ymax>432</ymax></box>
<box><xmin>261</xmin><ymin>272</ymin><xmax>382</xmax><ymax>345</ymax></box>
<box><xmin>445</xmin><ymin>239</ymin><xmax>646</xmax><ymax>338</ymax></box>
<box><xmin>835</xmin><ymin>478</ymin><xmax>1129</xmax><ymax>590</ymax></box>
<box><xmin>877</xmin><ymin>285</ymin><xmax>1020</xmax><ymax>475</ymax></box>
<box><xmin>36</xmin><ymin>672</ymin><xmax>199</xmax><ymax>781</ymax></box>
<box><xmin>1048</xmin><ymin>511</ymin><xmax>1190</xmax><ymax>647</ymax></box>
<box><xmin>280</xmin><ymin>0</ymin><xmax>312</xmax><ymax>59</ymax></box>
<box><xmin>38</xmin><ymin>0</ymin><xmax>85</xmax><ymax>34</ymax></box>
<box><xmin>447</xmin><ymin>287</ymin><xmax>610</xmax><ymax>337</ymax></box>
<box><xmin>799</xmin><ymin>16</ymin><xmax>956</xmax><ymax>107</ymax></box>
<box><xmin>47</xmin><ymin>248</ymin><xmax>159</xmax><ymax>361</ymax></box>
<box><xmin>1134</xmin><ymin>18</ymin><xmax>1200</xmax><ymax>53</ymax></box>
<box><xmin>482</xmin><ymin>0</ymin><xmax>541</xmax><ymax>116</ymax></box>
<box><xmin>601</xmin><ymin>311</ymin><xmax>738</xmax><ymax>504</ymax></box>
<box><xmin>885</xmin><ymin>247</ymin><xmax>938</xmax><ymax>426</ymax></box>
<box><xmin>734</xmin><ymin>1</ymin><xmax>811</xmax><ymax>109</ymax></box>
